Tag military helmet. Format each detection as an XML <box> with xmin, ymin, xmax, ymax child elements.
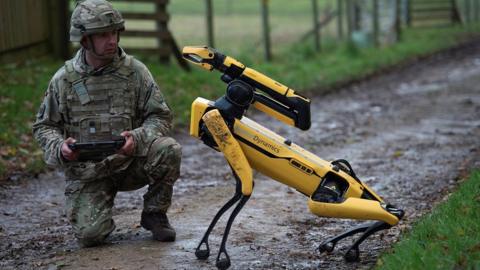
<box><xmin>70</xmin><ymin>0</ymin><xmax>125</xmax><ymax>42</ymax></box>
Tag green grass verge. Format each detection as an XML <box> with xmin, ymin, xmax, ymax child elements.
<box><xmin>377</xmin><ymin>170</ymin><xmax>480</xmax><ymax>269</ymax></box>
<box><xmin>0</xmin><ymin>59</ymin><xmax>61</xmax><ymax>178</ymax></box>
<box><xmin>0</xmin><ymin>25</ymin><xmax>479</xmax><ymax>179</ymax></box>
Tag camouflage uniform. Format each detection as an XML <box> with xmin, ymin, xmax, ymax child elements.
<box><xmin>32</xmin><ymin>47</ymin><xmax>181</xmax><ymax>247</ymax></box>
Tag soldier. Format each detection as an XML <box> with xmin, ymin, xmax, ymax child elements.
<box><xmin>32</xmin><ymin>0</ymin><xmax>182</xmax><ymax>247</ymax></box>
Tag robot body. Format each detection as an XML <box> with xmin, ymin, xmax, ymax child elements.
<box><xmin>184</xmin><ymin>46</ymin><xmax>404</xmax><ymax>269</ymax></box>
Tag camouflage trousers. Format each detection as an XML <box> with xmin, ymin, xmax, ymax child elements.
<box><xmin>64</xmin><ymin>137</ymin><xmax>181</xmax><ymax>247</ymax></box>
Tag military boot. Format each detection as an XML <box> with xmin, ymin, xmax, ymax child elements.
<box><xmin>140</xmin><ymin>211</ymin><xmax>176</xmax><ymax>242</ymax></box>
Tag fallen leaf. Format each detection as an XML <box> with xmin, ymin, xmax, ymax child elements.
<box><xmin>392</xmin><ymin>150</ymin><xmax>403</xmax><ymax>158</ymax></box>
<box><xmin>467</xmin><ymin>243</ymin><xmax>480</xmax><ymax>253</ymax></box>
<box><xmin>18</xmin><ymin>148</ymin><xmax>29</xmax><ymax>155</ymax></box>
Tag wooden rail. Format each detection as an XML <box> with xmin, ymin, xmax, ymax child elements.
<box><xmin>0</xmin><ymin>0</ymin><xmax>188</xmax><ymax>69</ymax></box>
<box><xmin>110</xmin><ymin>0</ymin><xmax>189</xmax><ymax>69</ymax></box>
<box><xmin>407</xmin><ymin>0</ymin><xmax>460</xmax><ymax>26</ymax></box>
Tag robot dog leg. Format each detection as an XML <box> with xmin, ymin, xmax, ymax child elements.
<box><xmin>194</xmin><ymin>109</ymin><xmax>253</xmax><ymax>270</ymax></box>
<box><xmin>308</xmin><ymin>159</ymin><xmax>404</xmax><ymax>261</ymax></box>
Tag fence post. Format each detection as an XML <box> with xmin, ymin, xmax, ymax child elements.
<box><xmin>261</xmin><ymin>0</ymin><xmax>272</xmax><ymax>61</ymax></box>
<box><xmin>406</xmin><ymin>0</ymin><xmax>411</xmax><ymax>26</ymax></box>
<box><xmin>450</xmin><ymin>0</ymin><xmax>461</xmax><ymax>24</ymax></box>
<box><xmin>312</xmin><ymin>0</ymin><xmax>320</xmax><ymax>51</ymax></box>
<box><xmin>395</xmin><ymin>0</ymin><xmax>402</xmax><ymax>42</ymax></box>
<box><xmin>372</xmin><ymin>0</ymin><xmax>379</xmax><ymax>47</ymax></box>
<box><xmin>474</xmin><ymin>0</ymin><xmax>479</xmax><ymax>22</ymax></box>
<box><xmin>49</xmin><ymin>0</ymin><xmax>69</xmax><ymax>60</ymax></box>
<box><xmin>205</xmin><ymin>0</ymin><xmax>214</xmax><ymax>47</ymax></box>
<box><xmin>346</xmin><ymin>0</ymin><xmax>352</xmax><ymax>42</ymax></box>
<box><xmin>470</xmin><ymin>0</ymin><xmax>474</xmax><ymax>22</ymax></box>
<box><xmin>155</xmin><ymin>0</ymin><xmax>170</xmax><ymax>63</ymax></box>
<box><xmin>465</xmin><ymin>0</ymin><xmax>471</xmax><ymax>23</ymax></box>
<box><xmin>337</xmin><ymin>0</ymin><xmax>344</xmax><ymax>40</ymax></box>
<box><xmin>353</xmin><ymin>1</ymin><xmax>361</xmax><ymax>31</ymax></box>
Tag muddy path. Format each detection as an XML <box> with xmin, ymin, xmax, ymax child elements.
<box><xmin>2</xmin><ymin>43</ymin><xmax>480</xmax><ymax>270</ymax></box>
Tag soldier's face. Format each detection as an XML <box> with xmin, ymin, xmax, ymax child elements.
<box><xmin>89</xmin><ymin>30</ymin><xmax>119</xmax><ymax>58</ymax></box>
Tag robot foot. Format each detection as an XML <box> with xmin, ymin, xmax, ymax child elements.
<box><xmin>319</xmin><ymin>221</ymin><xmax>391</xmax><ymax>262</ymax></box>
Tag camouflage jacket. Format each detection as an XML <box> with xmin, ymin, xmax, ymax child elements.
<box><xmin>32</xmin><ymin>48</ymin><xmax>172</xmax><ymax>169</ymax></box>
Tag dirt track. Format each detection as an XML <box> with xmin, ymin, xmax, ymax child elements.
<box><xmin>1</xmin><ymin>42</ymin><xmax>480</xmax><ymax>270</ymax></box>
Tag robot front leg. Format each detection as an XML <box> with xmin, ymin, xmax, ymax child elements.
<box><xmin>197</xmin><ymin>109</ymin><xmax>254</xmax><ymax>269</ymax></box>
<box><xmin>308</xmin><ymin>164</ymin><xmax>404</xmax><ymax>262</ymax></box>
<box><xmin>317</xmin><ymin>220</ymin><xmax>391</xmax><ymax>262</ymax></box>
<box><xmin>195</xmin><ymin>176</ymin><xmax>243</xmax><ymax>260</ymax></box>
<box><xmin>195</xmin><ymin>169</ymin><xmax>252</xmax><ymax>270</ymax></box>
<box><xmin>215</xmin><ymin>193</ymin><xmax>251</xmax><ymax>270</ymax></box>
<box><xmin>309</xmin><ymin>198</ymin><xmax>403</xmax><ymax>261</ymax></box>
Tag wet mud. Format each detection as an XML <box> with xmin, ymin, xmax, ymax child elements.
<box><xmin>1</xmin><ymin>43</ymin><xmax>480</xmax><ymax>270</ymax></box>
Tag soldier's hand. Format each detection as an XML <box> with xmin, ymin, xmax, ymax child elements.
<box><xmin>61</xmin><ymin>137</ymin><xmax>79</xmax><ymax>161</ymax></box>
<box><xmin>118</xmin><ymin>131</ymin><xmax>135</xmax><ymax>156</ymax></box>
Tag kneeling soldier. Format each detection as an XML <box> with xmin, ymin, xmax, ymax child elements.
<box><xmin>32</xmin><ymin>0</ymin><xmax>182</xmax><ymax>247</ymax></box>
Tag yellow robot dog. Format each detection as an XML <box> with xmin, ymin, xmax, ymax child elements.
<box><xmin>182</xmin><ymin>46</ymin><xmax>404</xmax><ymax>270</ymax></box>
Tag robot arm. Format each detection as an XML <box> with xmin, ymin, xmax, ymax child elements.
<box><xmin>182</xmin><ymin>46</ymin><xmax>311</xmax><ymax>130</ymax></box>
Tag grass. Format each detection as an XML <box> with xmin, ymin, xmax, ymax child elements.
<box><xmin>0</xmin><ymin>59</ymin><xmax>61</xmax><ymax>178</ymax></box>
<box><xmin>376</xmin><ymin>170</ymin><xmax>480</xmax><ymax>269</ymax></box>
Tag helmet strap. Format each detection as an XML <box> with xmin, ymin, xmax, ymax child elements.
<box><xmin>83</xmin><ymin>35</ymin><xmax>119</xmax><ymax>61</ymax></box>
<box><xmin>87</xmin><ymin>36</ymin><xmax>110</xmax><ymax>60</ymax></box>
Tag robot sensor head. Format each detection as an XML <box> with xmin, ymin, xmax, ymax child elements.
<box><xmin>226</xmin><ymin>80</ymin><xmax>254</xmax><ymax>108</ymax></box>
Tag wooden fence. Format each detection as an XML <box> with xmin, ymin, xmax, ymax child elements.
<box><xmin>1</xmin><ymin>0</ymin><xmax>478</xmax><ymax>65</ymax></box>
<box><xmin>0</xmin><ymin>0</ymin><xmax>47</xmax><ymax>53</ymax></box>
<box><xmin>200</xmin><ymin>0</ymin><xmax>404</xmax><ymax>61</ymax></box>
<box><xmin>199</xmin><ymin>0</ymin><xmax>480</xmax><ymax>61</ymax></box>
<box><xmin>0</xmin><ymin>0</ymin><xmax>188</xmax><ymax>69</ymax></box>
<box><xmin>110</xmin><ymin>0</ymin><xmax>189</xmax><ymax>69</ymax></box>
<box><xmin>0</xmin><ymin>0</ymin><xmax>69</xmax><ymax>64</ymax></box>
<box><xmin>407</xmin><ymin>0</ymin><xmax>461</xmax><ymax>26</ymax></box>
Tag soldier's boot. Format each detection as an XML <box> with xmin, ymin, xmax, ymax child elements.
<box><xmin>140</xmin><ymin>211</ymin><xmax>176</xmax><ymax>242</ymax></box>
